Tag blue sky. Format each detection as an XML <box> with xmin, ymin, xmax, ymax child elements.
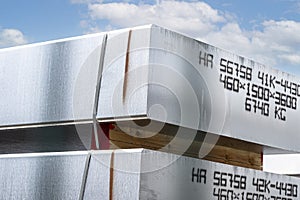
<box><xmin>0</xmin><ymin>0</ymin><xmax>83</xmax><ymax>42</ymax></box>
<box><xmin>1</xmin><ymin>0</ymin><xmax>300</xmax><ymax>75</ymax></box>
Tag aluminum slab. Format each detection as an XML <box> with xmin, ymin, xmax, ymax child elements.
<box><xmin>0</xmin><ymin>151</ymin><xmax>88</xmax><ymax>200</ymax></box>
<box><xmin>1</xmin><ymin>24</ymin><xmax>300</xmax><ymax>152</ymax></box>
<box><xmin>0</xmin><ymin>149</ymin><xmax>299</xmax><ymax>200</ymax></box>
<box><xmin>139</xmin><ymin>149</ymin><xmax>300</xmax><ymax>200</ymax></box>
<box><xmin>0</xmin><ymin>34</ymin><xmax>105</xmax><ymax>128</ymax></box>
<box><xmin>97</xmin><ymin>25</ymin><xmax>300</xmax><ymax>153</ymax></box>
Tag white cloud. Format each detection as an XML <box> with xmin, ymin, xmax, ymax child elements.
<box><xmin>75</xmin><ymin>0</ymin><xmax>300</xmax><ymax>72</ymax></box>
<box><xmin>70</xmin><ymin>0</ymin><xmax>102</xmax><ymax>4</ymax></box>
<box><xmin>204</xmin><ymin>20</ymin><xmax>300</xmax><ymax>69</ymax></box>
<box><xmin>256</xmin><ymin>20</ymin><xmax>300</xmax><ymax>50</ymax></box>
<box><xmin>202</xmin><ymin>22</ymin><xmax>278</xmax><ymax>67</ymax></box>
<box><xmin>252</xmin><ymin>20</ymin><xmax>300</xmax><ymax>67</ymax></box>
<box><xmin>88</xmin><ymin>1</ymin><xmax>226</xmax><ymax>38</ymax></box>
<box><xmin>0</xmin><ymin>29</ymin><xmax>28</xmax><ymax>48</ymax></box>
<box><xmin>280</xmin><ymin>54</ymin><xmax>300</xmax><ymax>65</ymax></box>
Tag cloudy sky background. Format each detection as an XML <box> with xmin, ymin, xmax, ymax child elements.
<box><xmin>2</xmin><ymin>0</ymin><xmax>300</xmax><ymax>75</ymax></box>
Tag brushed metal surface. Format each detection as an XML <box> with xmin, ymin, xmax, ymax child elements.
<box><xmin>0</xmin><ymin>34</ymin><xmax>104</xmax><ymax>128</ymax></box>
<box><xmin>1</xmin><ymin>24</ymin><xmax>300</xmax><ymax>152</ymax></box>
<box><xmin>0</xmin><ymin>151</ymin><xmax>87</xmax><ymax>200</ymax></box>
<box><xmin>97</xmin><ymin>25</ymin><xmax>152</xmax><ymax>120</ymax></box>
<box><xmin>0</xmin><ymin>149</ymin><xmax>299</xmax><ymax>199</ymax></box>
<box><xmin>83</xmin><ymin>151</ymin><xmax>112</xmax><ymax>200</ymax></box>
<box><xmin>97</xmin><ymin>25</ymin><xmax>300</xmax><ymax>153</ymax></box>
<box><xmin>139</xmin><ymin>149</ymin><xmax>300</xmax><ymax>200</ymax></box>
<box><xmin>84</xmin><ymin>149</ymin><xmax>142</xmax><ymax>200</ymax></box>
<box><xmin>147</xmin><ymin>26</ymin><xmax>300</xmax><ymax>152</ymax></box>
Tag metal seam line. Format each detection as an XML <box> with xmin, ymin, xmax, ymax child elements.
<box><xmin>122</xmin><ymin>29</ymin><xmax>132</xmax><ymax>103</ymax></box>
<box><xmin>78</xmin><ymin>152</ymin><xmax>92</xmax><ymax>200</ymax></box>
<box><xmin>0</xmin><ymin>119</ymin><xmax>93</xmax><ymax>131</ymax></box>
<box><xmin>109</xmin><ymin>150</ymin><xmax>115</xmax><ymax>200</ymax></box>
<box><xmin>92</xmin><ymin>34</ymin><xmax>108</xmax><ymax>150</ymax></box>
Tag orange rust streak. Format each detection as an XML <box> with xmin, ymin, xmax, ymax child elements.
<box><xmin>122</xmin><ymin>29</ymin><xmax>132</xmax><ymax>102</ymax></box>
<box><xmin>109</xmin><ymin>151</ymin><xmax>115</xmax><ymax>200</ymax></box>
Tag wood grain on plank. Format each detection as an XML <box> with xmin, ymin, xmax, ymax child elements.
<box><xmin>106</xmin><ymin>121</ymin><xmax>262</xmax><ymax>170</ymax></box>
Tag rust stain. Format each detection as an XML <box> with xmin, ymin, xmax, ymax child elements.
<box><xmin>122</xmin><ymin>29</ymin><xmax>132</xmax><ymax>102</ymax></box>
<box><xmin>109</xmin><ymin>151</ymin><xmax>115</xmax><ymax>200</ymax></box>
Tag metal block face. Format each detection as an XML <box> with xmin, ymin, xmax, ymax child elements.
<box><xmin>111</xmin><ymin>149</ymin><xmax>142</xmax><ymax>199</ymax></box>
<box><xmin>98</xmin><ymin>25</ymin><xmax>300</xmax><ymax>152</ymax></box>
<box><xmin>140</xmin><ymin>150</ymin><xmax>300</xmax><ymax>200</ymax></box>
<box><xmin>148</xmin><ymin>27</ymin><xmax>224</xmax><ymax>133</ymax></box>
<box><xmin>0</xmin><ymin>34</ymin><xmax>104</xmax><ymax>127</ymax></box>
<box><xmin>84</xmin><ymin>149</ymin><xmax>142</xmax><ymax>200</ymax></box>
<box><xmin>83</xmin><ymin>151</ymin><xmax>112</xmax><ymax>200</ymax></box>
<box><xmin>97</xmin><ymin>25</ymin><xmax>152</xmax><ymax>120</ymax></box>
<box><xmin>0</xmin><ymin>149</ymin><xmax>299</xmax><ymax>199</ymax></box>
<box><xmin>146</xmin><ymin>26</ymin><xmax>300</xmax><ymax>152</ymax></box>
<box><xmin>0</xmin><ymin>152</ymin><xmax>87</xmax><ymax>200</ymax></box>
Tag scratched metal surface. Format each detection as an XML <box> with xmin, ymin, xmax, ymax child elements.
<box><xmin>139</xmin><ymin>149</ymin><xmax>300</xmax><ymax>200</ymax></box>
<box><xmin>147</xmin><ymin>26</ymin><xmax>300</xmax><ymax>152</ymax></box>
<box><xmin>97</xmin><ymin>25</ymin><xmax>300</xmax><ymax>153</ymax></box>
<box><xmin>0</xmin><ymin>24</ymin><xmax>300</xmax><ymax>152</ymax></box>
<box><xmin>84</xmin><ymin>149</ymin><xmax>142</xmax><ymax>200</ymax></box>
<box><xmin>0</xmin><ymin>149</ymin><xmax>142</xmax><ymax>200</ymax></box>
<box><xmin>97</xmin><ymin>25</ymin><xmax>152</xmax><ymax>120</ymax></box>
<box><xmin>0</xmin><ymin>149</ymin><xmax>299</xmax><ymax>199</ymax></box>
<box><xmin>0</xmin><ymin>34</ymin><xmax>104</xmax><ymax>128</ymax></box>
<box><xmin>0</xmin><ymin>151</ymin><xmax>87</xmax><ymax>200</ymax></box>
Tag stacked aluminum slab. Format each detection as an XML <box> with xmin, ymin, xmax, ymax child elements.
<box><xmin>0</xmin><ymin>33</ymin><xmax>104</xmax><ymax>127</ymax></box>
<box><xmin>98</xmin><ymin>25</ymin><xmax>300</xmax><ymax>153</ymax></box>
<box><xmin>1</xmin><ymin>25</ymin><xmax>300</xmax><ymax>198</ymax></box>
<box><xmin>0</xmin><ymin>149</ymin><xmax>299</xmax><ymax>200</ymax></box>
<box><xmin>1</xmin><ymin>25</ymin><xmax>300</xmax><ymax>153</ymax></box>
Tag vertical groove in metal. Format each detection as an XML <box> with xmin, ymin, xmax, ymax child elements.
<box><xmin>78</xmin><ymin>152</ymin><xmax>92</xmax><ymax>200</ymax></box>
<box><xmin>92</xmin><ymin>34</ymin><xmax>108</xmax><ymax>150</ymax></box>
